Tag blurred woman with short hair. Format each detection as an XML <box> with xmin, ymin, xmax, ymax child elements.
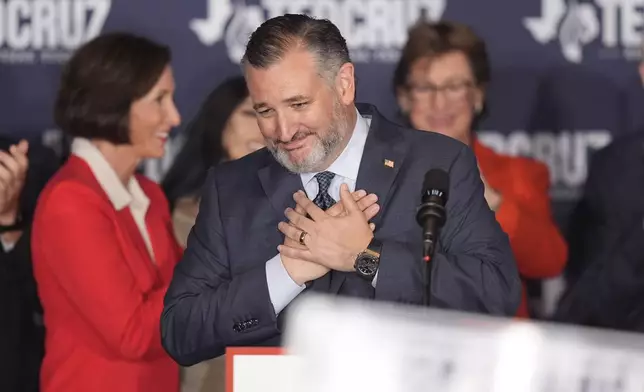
<box><xmin>32</xmin><ymin>32</ymin><xmax>183</xmax><ymax>392</ymax></box>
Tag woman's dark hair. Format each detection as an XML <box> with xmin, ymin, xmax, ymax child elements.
<box><xmin>162</xmin><ymin>76</ymin><xmax>250</xmax><ymax>208</ymax></box>
<box><xmin>54</xmin><ymin>32</ymin><xmax>171</xmax><ymax>144</ymax></box>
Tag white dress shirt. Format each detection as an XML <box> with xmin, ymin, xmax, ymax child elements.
<box><xmin>265</xmin><ymin>108</ymin><xmax>374</xmax><ymax>314</ymax></box>
<box><xmin>71</xmin><ymin>138</ymin><xmax>156</xmax><ymax>262</ymax></box>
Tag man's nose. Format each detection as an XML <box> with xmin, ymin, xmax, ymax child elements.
<box><xmin>275</xmin><ymin>112</ymin><xmax>296</xmax><ymax>143</ymax></box>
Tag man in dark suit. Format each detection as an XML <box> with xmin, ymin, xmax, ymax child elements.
<box><xmin>161</xmin><ymin>14</ymin><xmax>520</xmax><ymax>366</ymax></box>
<box><xmin>555</xmin><ymin>132</ymin><xmax>644</xmax><ymax>330</ymax></box>
<box><xmin>0</xmin><ymin>137</ymin><xmax>59</xmax><ymax>391</ymax></box>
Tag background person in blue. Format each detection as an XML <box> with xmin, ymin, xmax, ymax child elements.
<box><xmin>161</xmin><ymin>14</ymin><xmax>520</xmax><ymax>366</ymax></box>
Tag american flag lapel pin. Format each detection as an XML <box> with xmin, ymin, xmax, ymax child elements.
<box><xmin>384</xmin><ymin>159</ymin><xmax>394</xmax><ymax>168</ymax></box>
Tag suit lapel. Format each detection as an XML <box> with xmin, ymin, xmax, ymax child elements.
<box><xmin>329</xmin><ymin>104</ymin><xmax>409</xmax><ymax>294</ymax></box>
<box><xmin>258</xmin><ymin>156</ymin><xmax>305</xmax><ymax>222</ymax></box>
<box><xmin>355</xmin><ymin>114</ymin><xmax>408</xmax><ymax>229</ymax></box>
<box><xmin>116</xmin><ymin>210</ymin><xmax>155</xmax><ymax>260</ymax></box>
<box><xmin>69</xmin><ymin>157</ymin><xmax>160</xmax><ymax>291</ymax></box>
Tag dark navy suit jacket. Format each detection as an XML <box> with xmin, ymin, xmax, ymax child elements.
<box><xmin>161</xmin><ymin>104</ymin><xmax>521</xmax><ymax>366</ymax></box>
<box><xmin>555</xmin><ymin>131</ymin><xmax>644</xmax><ymax>331</ymax></box>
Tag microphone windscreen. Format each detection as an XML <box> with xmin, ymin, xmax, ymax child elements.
<box><xmin>422</xmin><ymin>168</ymin><xmax>450</xmax><ymax>201</ymax></box>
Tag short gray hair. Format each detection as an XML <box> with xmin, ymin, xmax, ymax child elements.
<box><xmin>241</xmin><ymin>14</ymin><xmax>351</xmax><ymax>82</ymax></box>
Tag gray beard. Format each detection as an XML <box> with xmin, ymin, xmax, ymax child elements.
<box><xmin>268</xmin><ymin>103</ymin><xmax>350</xmax><ymax>173</ymax></box>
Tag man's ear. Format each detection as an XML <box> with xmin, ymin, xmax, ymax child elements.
<box><xmin>335</xmin><ymin>62</ymin><xmax>356</xmax><ymax>105</ymax></box>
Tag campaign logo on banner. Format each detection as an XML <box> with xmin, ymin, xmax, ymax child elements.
<box><xmin>0</xmin><ymin>0</ymin><xmax>111</xmax><ymax>65</ymax></box>
<box><xmin>191</xmin><ymin>0</ymin><xmax>446</xmax><ymax>64</ymax></box>
<box><xmin>524</xmin><ymin>0</ymin><xmax>643</xmax><ymax>63</ymax></box>
<box><xmin>478</xmin><ymin>130</ymin><xmax>612</xmax><ymax>200</ymax></box>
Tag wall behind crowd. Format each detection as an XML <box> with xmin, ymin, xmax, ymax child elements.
<box><xmin>2</xmin><ymin>0</ymin><xmax>644</xmax><ymax>232</ymax></box>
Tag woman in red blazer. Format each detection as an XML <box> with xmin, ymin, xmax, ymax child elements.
<box><xmin>31</xmin><ymin>33</ymin><xmax>183</xmax><ymax>392</ymax></box>
<box><xmin>394</xmin><ymin>21</ymin><xmax>567</xmax><ymax>318</ymax></box>
<box><xmin>474</xmin><ymin>140</ymin><xmax>568</xmax><ymax>317</ymax></box>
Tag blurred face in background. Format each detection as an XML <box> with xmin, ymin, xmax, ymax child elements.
<box><xmin>221</xmin><ymin>96</ymin><xmax>265</xmax><ymax>160</ymax></box>
<box><xmin>129</xmin><ymin>65</ymin><xmax>181</xmax><ymax>159</ymax></box>
<box><xmin>398</xmin><ymin>51</ymin><xmax>483</xmax><ymax>145</ymax></box>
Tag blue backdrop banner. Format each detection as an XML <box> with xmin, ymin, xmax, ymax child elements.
<box><xmin>2</xmin><ymin>0</ymin><xmax>644</xmax><ymax>229</ymax></box>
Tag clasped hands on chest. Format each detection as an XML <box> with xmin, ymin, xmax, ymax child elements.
<box><xmin>277</xmin><ymin>184</ymin><xmax>379</xmax><ymax>286</ymax></box>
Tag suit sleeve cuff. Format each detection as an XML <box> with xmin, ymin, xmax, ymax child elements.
<box><xmin>265</xmin><ymin>254</ymin><xmax>305</xmax><ymax>315</ymax></box>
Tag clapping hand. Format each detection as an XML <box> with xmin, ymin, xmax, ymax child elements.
<box><xmin>477</xmin><ymin>163</ymin><xmax>502</xmax><ymax>212</ymax></box>
<box><xmin>480</xmin><ymin>171</ymin><xmax>502</xmax><ymax>212</ymax></box>
<box><xmin>0</xmin><ymin>140</ymin><xmax>29</xmax><ymax>226</ymax></box>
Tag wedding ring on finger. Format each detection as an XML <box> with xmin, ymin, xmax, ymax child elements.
<box><xmin>299</xmin><ymin>231</ymin><xmax>308</xmax><ymax>246</ymax></box>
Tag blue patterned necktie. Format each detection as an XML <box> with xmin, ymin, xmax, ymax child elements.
<box><xmin>313</xmin><ymin>171</ymin><xmax>336</xmax><ymax>210</ymax></box>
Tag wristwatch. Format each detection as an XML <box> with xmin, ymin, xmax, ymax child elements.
<box><xmin>354</xmin><ymin>238</ymin><xmax>382</xmax><ymax>280</ymax></box>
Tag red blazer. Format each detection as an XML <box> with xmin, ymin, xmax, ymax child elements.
<box><xmin>474</xmin><ymin>141</ymin><xmax>568</xmax><ymax>318</ymax></box>
<box><xmin>31</xmin><ymin>156</ymin><xmax>183</xmax><ymax>392</ymax></box>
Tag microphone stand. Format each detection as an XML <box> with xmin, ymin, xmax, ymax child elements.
<box><xmin>422</xmin><ymin>236</ymin><xmax>435</xmax><ymax>306</ymax></box>
<box><xmin>416</xmin><ymin>169</ymin><xmax>449</xmax><ymax>307</ymax></box>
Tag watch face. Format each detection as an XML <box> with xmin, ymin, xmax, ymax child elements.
<box><xmin>356</xmin><ymin>255</ymin><xmax>378</xmax><ymax>277</ymax></box>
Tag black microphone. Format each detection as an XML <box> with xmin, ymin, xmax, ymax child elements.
<box><xmin>416</xmin><ymin>169</ymin><xmax>449</xmax><ymax>305</ymax></box>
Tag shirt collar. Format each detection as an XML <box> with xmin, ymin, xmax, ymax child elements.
<box><xmin>71</xmin><ymin>138</ymin><xmax>149</xmax><ymax>211</ymax></box>
<box><xmin>301</xmin><ymin>107</ymin><xmax>369</xmax><ymax>185</ymax></box>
